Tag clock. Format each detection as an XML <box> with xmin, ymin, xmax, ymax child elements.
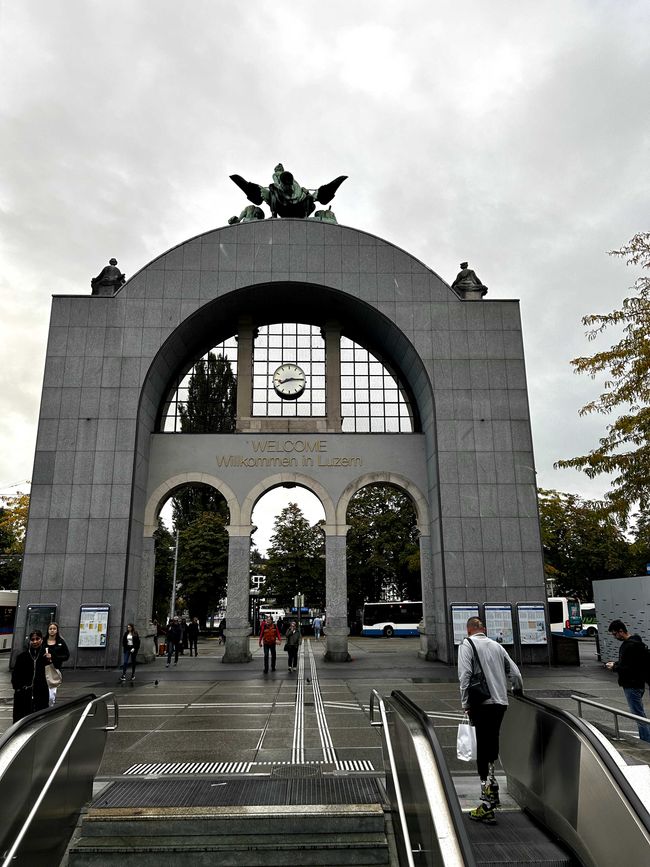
<box><xmin>272</xmin><ymin>363</ymin><xmax>306</xmax><ymax>399</ymax></box>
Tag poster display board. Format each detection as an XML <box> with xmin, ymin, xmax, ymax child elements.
<box><xmin>451</xmin><ymin>604</ymin><xmax>480</xmax><ymax>645</ymax></box>
<box><xmin>25</xmin><ymin>604</ymin><xmax>57</xmax><ymax>647</ymax></box>
<box><xmin>484</xmin><ymin>604</ymin><xmax>514</xmax><ymax>644</ymax></box>
<box><xmin>517</xmin><ymin>603</ymin><xmax>548</xmax><ymax>644</ymax></box>
<box><xmin>78</xmin><ymin>605</ymin><xmax>110</xmax><ymax>648</ymax></box>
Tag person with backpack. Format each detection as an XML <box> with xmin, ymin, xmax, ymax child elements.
<box><xmin>606</xmin><ymin>619</ymin><xmax>650</xmax><ymax>742</ymax></box>
<box><xmin>458</xmin><ymin>616</ymin><xmax>523</xmax><ymax>825</ymax></box>
<box><xmin>259</xmin><ymin>615</ymin><xmax>282</xmax><ymax>674</ymax></box>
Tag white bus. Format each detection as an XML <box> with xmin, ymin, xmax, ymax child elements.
<box><xmin>0</xmin><ymin>589</ymin><xmax>18</xmax><ymax>651</ymax></box>
<box><xmin>362</xmin><ymin>601</ymin><xmax>423</xmax><ymax>637</ymax></box>
<box><xmin>547</xmin><ymin>597</ymin><xmax>583</xmax><ymax>636</ymax></box>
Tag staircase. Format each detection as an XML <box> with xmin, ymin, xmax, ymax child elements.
<box><xmin>67</xmin><ymin>774</ymin><xmax>391</xmax><ymax>866</ymax></box>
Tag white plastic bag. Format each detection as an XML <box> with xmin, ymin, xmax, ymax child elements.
<box><xmin>456</xmin><ymin>716</ymin><xmax>477</xmax><ymax>762</ymax></box>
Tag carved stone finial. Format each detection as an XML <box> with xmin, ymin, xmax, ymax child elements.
<box><xmin>451</xmin><ymin>261</ymin><xmax>487</xmax><ymax>300</ymax></box>
<box><xmin>91</xmin><ymin>258</ymin><xmax>125</xmax><ymax>296</ymax></box>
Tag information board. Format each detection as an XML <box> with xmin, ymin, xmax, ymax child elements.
<box><xmin>517</xmin><ymin>603</ymin><xmax>548</xmax><ymax>645</ymax></box>
<box><xmin>484</xmin><ymin>604</ymin><xmax>514</xmax><ymax>644</ymax></box>
<box><xmin>25</xmin><ymin>604</ymin><xmax>57</xmax><ymax>647</ymax></box>
<box><xmin>451</xmin><ymin>604</ymin><xmax>480</xmax><ymax>645</ymax></box>
<box><xmin>78</xmin><ymin>605</ymin><xmax>110</xmax><ymax>648</ymax></box>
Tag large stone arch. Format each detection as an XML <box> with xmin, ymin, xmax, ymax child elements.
<box><xmin>18</xmin><ymin>217</ymin><xmax>546</xmax><ymax>667</ymax></box>
<box><xmin>143</xmin><ymin>473</ymin><xmax>240</xmax><ymax>535</ymax></box>
<box><xmin>241</xmin><ymin>473</ymin><xmax>336</xmax><ymax>529</ymax></box>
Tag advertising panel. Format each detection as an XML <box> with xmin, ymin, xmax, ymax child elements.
<box><xmin>78</xmin><ymin>605</ymin><xmax>110</xmax><ymax>648</ymax></box>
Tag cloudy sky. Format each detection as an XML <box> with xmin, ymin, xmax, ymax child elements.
<box><xmin>1</xmin><ymin>1</ymin><xmax>648</xmax><ymax>549</ymax></box>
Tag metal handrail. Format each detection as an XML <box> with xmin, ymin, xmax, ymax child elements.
<box><xmin>571</xmin><ymin>693</ymin><xmax>650</xmax><ymax>740</ymax></box>
<box><xmin>369</xmin><ymin>689</ymin><xmax>416</xmax><ymax>867</ymax></box>
<box><xmin>1</xmin><ymin>692</ymin><xmax>117</xmax><ymax>867</ymax></box>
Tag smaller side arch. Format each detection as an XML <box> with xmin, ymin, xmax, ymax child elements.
<box><xmin>143</xmin><ymin>472</ymin><xmax>241</xmax><ymax>535</ymax></box>
<box><xmin>336</xmin><ymin>471</ymin><xmax>430</xmax><ymax>536</ymax></box>
<box><xmin>241</xmin><ymin>472</ymin><xmax>336</xmax><ymax>530</ymax></box>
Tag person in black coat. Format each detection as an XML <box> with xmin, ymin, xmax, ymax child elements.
<box><xmin>166</xmin><ymin>617</ymin><xmax>183</xmax><ymax>666</ymax></box>
<box><xmin>187</xmin><ymin>617</ymin><xmax>200</xmax><ymax>656</ymax></box>
<box><xmin>12</xmin><ymin>631</ymin><xmax>49</xmax><ymax>723</ymax></box>
<box><xmin>120</xmin><ymin>623</ymin><xmax>141</xmax><ymax>682</ymax></box>
<box><xmin>44</xmin><ymin>621</ymin><xmax>70</xmax><ymax>706</ymax></box>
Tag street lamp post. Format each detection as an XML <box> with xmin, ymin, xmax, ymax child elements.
<box><xmin>170</xmin><ymin>528</ymin><xmax>180</xmax><ymax>619</ymax></box>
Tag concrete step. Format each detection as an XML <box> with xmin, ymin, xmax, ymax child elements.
<box><xmin>78</xmin><ymin>805</ymin><xmax>386</xmax><ymax>837</ymax></box>
<box><xmin>68</xmin><ymin>831</ymin><xmax>390</xmax><ymax>866</ymax></box>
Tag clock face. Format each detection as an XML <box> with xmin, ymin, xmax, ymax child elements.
<box><xmin>272</xmin><ymin>363</ymin><xmax>306</xmax><ymax>400</ymax></box>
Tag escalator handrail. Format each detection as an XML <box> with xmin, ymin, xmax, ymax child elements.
<box><xmin>370</xmin><ymin>689</ymin><xmax>416</xmax><ymax>867</ymax></box>
<box><xmin>389</xmin><ymin>689</ymin><xmax>477</xmax><ymax>867</ymax></box>
<box><xmin>507</xmin><ymin>692</ymin><xmax>650</xmax><ymax>835</ymax></box>
<box><xmin>1</xmin><ymin>692</ymin><xmax>116</xmax><ymax>867</ymax></box>
<box><xmin>0</xmin><ymin>692</ymin><xmax>98</xmax><ymax>754</ymax></box>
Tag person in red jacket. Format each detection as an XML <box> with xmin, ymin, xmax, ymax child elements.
<box><xmin>259</xmin><ymin>615</ymin><xmax>282</xmax><ymax>674</ymax></box>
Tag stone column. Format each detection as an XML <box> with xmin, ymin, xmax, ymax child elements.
<box><xmin>322</xmin><ymin>321</ymin><xmax>342</xmax><ymax>432</ymax></box>
<box><xmin>222</xmin><ymin>525</ymin><xmax>253</xmax><ymax>663</ymax></box>
<box><xmin>417</xmin><ymin>533</ymin><xmax>438</xmax><ymax>661</ymax></box>
<box><xmin>324</xmin><ymin>530</ymin><xmax>350</xmax><ymax>661</ymax></box>
<box><xmin>235</xmin><ymin>317</ymin><xmax>255</xmax><ymax>429</ymax></box>
<box><xmin>137</xmin><ymin>535</ymin><xmax>157</xmax><ymax>663</ymax></box>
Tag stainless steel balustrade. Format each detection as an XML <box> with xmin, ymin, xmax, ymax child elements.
<box><xmin>501</xmin><ymin>694</ymin><xmax>650</xmax><ymax>867</ymax></box>
<box><xmin>370</xmin><ymin>689</ymin><xmax>475</xmax><ymax>867</ymax></box>
<box><xmin>571</xmin><ymin>693</ymin><xmax>650</xmax><ymax>740</ymax></box>
<box><xmin>0</xmin><ymin>692</ymin><xmax>117</xmax><ymax>867</ymax></box>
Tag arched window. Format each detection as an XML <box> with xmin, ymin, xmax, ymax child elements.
<box><xmin>158</xmin><ymin>324</ymin><xmax>415</xmax><ymax>433</ymax></box>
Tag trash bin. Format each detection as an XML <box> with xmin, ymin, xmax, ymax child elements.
<box><xmin>551</xmin><ymin>634</ymin><xmax>580</xmax><ymax>665</ymax></box>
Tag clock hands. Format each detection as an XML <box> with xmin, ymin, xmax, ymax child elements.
<box><xmin>275</xmin><ymin>376</ymin><xmax>304</xmax><ymax>384</ymax></box>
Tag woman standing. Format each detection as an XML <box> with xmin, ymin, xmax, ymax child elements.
<box><xmin>120</xmin><ymin>623</ymin><xmax>141</xmax><ymax>682</ymax></box>
<box><xmin>11</xmin><ymin>631</ymin><xmax>49</xmax><ymax>722</ymax></box>
<box><xmin>44</xmin><ymin>622</ymin><xmax>70</xmax><ymax>706</ymax></box>
<box><xmin>284</xmin><ymin>620</ymin><xmax>301</xmax><ymax>673</ymax></box>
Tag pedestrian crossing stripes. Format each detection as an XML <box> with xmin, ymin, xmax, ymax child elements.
<box><xmin>123</xmin><ymin>758</ymin><xmax>376</xmax><ymax>775</ymax></box>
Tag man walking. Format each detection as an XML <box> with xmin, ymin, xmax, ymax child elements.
<box><xmin>313</xmin><ymin>615</ymin><xmax>322</xmax><ymax>639</ymax></box>
<box><xmin>187</xmin><ymin>617</ymin><xmax>200</xmax><ymax>656</ymax></box>
<box><xmin>259</xmin><ymin>615</ymin><xmax>282</xmax><ymax>674</ymax></box>
<box><xmin>166</xmin><ymin>617</ymin><xmax>182</xmax><ymax>667</ymax></box>
<box><xmin>606</xmin><ymin>619</ymin><xmax>650</xmax><ymax>742</ymax></box>
<box><xmin>458</xmin><ymin>616</ymin><xmax>523</xmax><ymax>824</ymax></box>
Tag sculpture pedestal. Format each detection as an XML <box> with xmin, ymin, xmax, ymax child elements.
<box><xmin>222</xmin><ymin>628</ymin><xmax>252</xmax><ymax>663</ymax></box>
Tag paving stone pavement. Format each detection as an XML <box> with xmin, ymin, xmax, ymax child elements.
<box><xmin>2</xmin><ymin>635</ymin><xmax>649</xmax><ymax>792</ymax></box>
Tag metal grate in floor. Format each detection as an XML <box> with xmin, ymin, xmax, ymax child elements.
<box><xmin>465</xmin><ymin>810</ymin><xmax>574</xmax><ymax>866</ymax></box>
<box><xmin>93</xmin><ymin>775</ymin><xmax>386</xmax><ymax>809</ymax></box>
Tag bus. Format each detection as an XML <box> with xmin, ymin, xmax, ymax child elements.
<box><xmin>547</xmin><ymin>596</ymin><xmax>583</xmax><ymax>636</ymax></box>
<box><xmin>579</xmin><ymin>602</ymin><xmax>598</xmax><ymax>637</ymax></box>
<box><xmin>362</xmin><ymin>601</ymin><xmax>423</xmax><ymax>637</ymax></box>
<box><xmin>0</xmin><ymin>589</ymin><xmax>18</xmax><ymax>651</ymax></box>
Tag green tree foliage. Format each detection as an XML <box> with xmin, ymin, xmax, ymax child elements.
<box><xmin>178</xmin><ymin>352</ymin><xmax>237</xmax><ymax>434</ymax></box>
<box><xmin>556</xmin><ymin>233</ymin><xmax>650</xmax><ymax>521</ymax></box>
<box><xmin>346</xmin><ymin>485</ymin><xmax>420</xmax><ymax>618</ymax></box>
<box><xmin>264</xmin><ymin>503</ymin><xmax>325</xmax><ymax>608</ymax></box>
<box><xmin>628</xmin><ymin>512</ymin><xmax>650</xmax><ymax>578</ymax></box>
<box><xmin>152</xmin><ymin>518</ymin><xmax>174</xmax><ymax>622</ymax></box>
<box><xmin>0</xmin><ymin>492</ymin><xmax>29</xmax><ymax>589</ymax></box>
<box><xmin>538</xmin><ymin>489</ymin><xmax>631</xmax><ymax>600</ymax></box>
<box><xmin>176</xmin><ymin>511</ymin><xmax>229</xmax><ymax>626</ymax></box>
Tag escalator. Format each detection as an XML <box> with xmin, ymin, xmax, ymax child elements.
<box><xmin>371</xmin><ymin>690</ymin><xmax>650</xmax><ymax>866</ymax></box>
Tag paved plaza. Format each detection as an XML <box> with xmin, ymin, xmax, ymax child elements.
<box><xmin>2</xmin><ymin>636</ymin><xmax>649</xmax><ymax>785</ymax></box>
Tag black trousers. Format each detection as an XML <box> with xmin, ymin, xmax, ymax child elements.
<box><xmin>287</xmin><ymin>645</ymin><xmax>298</xmax><ymax>669</ymax></box>
<box><xmin>263</xmin><ymin>643</ymin><xmax>277</xmax><ymax>671</ymax></box>
<box><xmin>469</xmin><ymin>703</ymin><xmax>507</xmax><ymax>781</ymax></box>
<box><xmin>188</xmin><ymin>637</ymin><xmax>198</xmax><ymax>655</ymax></box>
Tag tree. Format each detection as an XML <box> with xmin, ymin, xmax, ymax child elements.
<box><xmin>151</xmin><ymin>518</ymin><xmax>175</xmax><ymax>622</ymax></box>
<box><xmin>178</xmin><ymin>351</ymin><xmax>236</xmax><ymax>434</ymax></box>
<box><xmin>264</xmin><ymin>503</ymin><xmax>325</xmax><ymax>608</ymax></box>
<box><xmin>556</xmin><ymin>233</ymin><xmax>650</xmax><ymax>522</ymax></box>
<box><xmin>538</xmin><ymin>489</ymin><xmax>631</xmax><ymax>600</ymax></box>
<box><xmin>346</xmin><ymin>485</ymin><xmax>420</xmax><ymax>619</ymax></box>
<box><xmin>176</xmin><ymin>510</ymin><xmax>229</xmax><ymax>626</ymax></box>
<box><xmin>0</xmin><ymin>492</ymin><xmax>29</xmax><ymax>589</ymax></box>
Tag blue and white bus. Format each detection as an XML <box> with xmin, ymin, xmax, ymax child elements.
<box><xmin>362</xmin><ymin>601</ymin><xmax>423</xmax><ymax>637</ymax></box>
<box><xmin>0</xmin><ymin>589</ymin><xmax>18</xmax><ymax>652</ymax></box>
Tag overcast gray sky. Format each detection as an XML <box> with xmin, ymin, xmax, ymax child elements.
<box><xmin>1</xmin><ymin>1</ymin><xmax>648</xmax><ymax>550</ymax></box>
